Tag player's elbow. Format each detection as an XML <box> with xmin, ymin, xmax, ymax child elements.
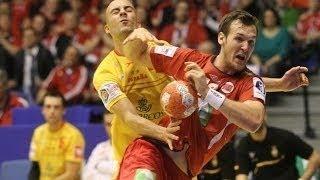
<box><xmin>247</xmin><ymin>111</ymin><xmax>264</xmax><ymax>133</ymax></box>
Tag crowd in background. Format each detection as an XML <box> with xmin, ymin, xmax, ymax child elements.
<box><xmin>0</xmin><ymin>0</ymin><xmax>320</xmax><ymax>112</ymax></box>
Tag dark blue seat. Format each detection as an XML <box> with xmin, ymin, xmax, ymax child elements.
<box><xmin>0</xmin><ymin>124</ymin><xmax>106</xmax><ymax>168</ymax></box>
<box><xmin>0</xmin><ymin>159</ymin><xmax>31</xmax><ymax>180</ymax></box>
<box><xmin>12</xmin><ymin>105</ymin><xmax>91</xmax><ymax>125</ymax></box>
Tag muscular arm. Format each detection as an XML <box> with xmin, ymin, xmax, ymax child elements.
<box><xmin>110</xmin><ymin>97</ymin><xmax>179</xmax><ymax>149</ymax></box>
<box><xmin>219</xmin><ymin>100</ymin><xmax>264</xmax><ymax>132</ymax></box>
<box><xmin>54</xmin><ymin>162</ymin><xmax>81</xmax><ymax>180</ymax></box>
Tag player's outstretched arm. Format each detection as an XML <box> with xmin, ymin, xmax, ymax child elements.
<box><xmin>110</xmin><ymin>97</ymin><xmax>181</xmax><ymax>150</ymax></box>
<box><xmin>185</xmin><ymin>62</ymin><xmax>264</xmax><ymax>133</ymax></box>
<box><xmin>300</xmin><ymin>150</ymin><xmax>320</xmax><ymax>180</ymax></box>
<box><xmin>123</xmin><ymin>28</ymin><xmax>164</xmax><ymax>68</ymax></box>
<box><xmin>262</xmin><ymin>66</ymin><xmax>309</xmax><ymax>92</ymax></box>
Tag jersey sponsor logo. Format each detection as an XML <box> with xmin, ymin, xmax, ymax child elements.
<box><xmin>154</xmin><ymin>45</ymin><xmax>178</xmax><ymax>57</ymax></box>
<box><xmin>221</xmin><ymin>82</ymin><xmax>234</xmax><ymax>94</ymax></box>
<box><xmin>136</xmin><ymin>97</ymin><xmax>152</xmax><ymax>113</ymax></box>
<box><xmin>128</xmin><ymin>73</ymin><xmax>148</xmax><ymax>82</ymax></box>
<box><xmin>99</xmin><ymin>82</ymin><xmax>123</xmax><ymax>109</ymax></box>
<box><xmin>138</xmin><ymin>111</ymin><xmax>165</xmax><ymax>120</ymax></box>
<box><xmin>249</xmin><ymin>151</ymin><xmax>256</xmax><ymax>159</ymax></box>
<box><xmin>253</xmin><ymin>77</ymin><xmax>266</xmax><ymax>102</ymax></box>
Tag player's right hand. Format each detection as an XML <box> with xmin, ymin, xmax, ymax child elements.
<box><xmin>161</xmin><ymin>120</ymin><xmax>182</xmax><ymax>150</ymax></box>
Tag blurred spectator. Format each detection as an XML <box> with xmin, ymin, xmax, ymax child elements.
<box><xmin>0</xmin><ymin>13</ymin><xmax>18</xmax><ymax>83</ymax></box>
<box><xmin>198</xmin><ymin>0</ymin><xmax>223</xmax><ymax>43</ymax></box>
<box><xmin>37</xmin><ymin>45</ymin><xmax>89</xmax><ymax>105</ymax></box>
<box><xmin>0</xmin><ymin>69</ymin><xmax>28</xmax><ymax>127</ymax></box>
<box><xmin>31</xmin><ymin>14</ymin><xmax>49</xmax><ymax>42</ymax></box>
<box><xmin>275</xmin><ymin>0</ymin><xmax>301</xmax><ymax>34</ymax></box>
<box><xmin>236</xmin><ymin>0</ymin><xmax>261</xmax><ymax>18</ymax></box>
<box><xmin>82</xmin><ymin>112</ymin><xmax>116</xmax><ymax>180</ymax></box>
<box><xmin>158</xmin><ymin>0</ymin><xmax>208</xmax><ymax>48</ymax></box>
<box><xmin>28</xmin><ymin>90</ymin><xmax>85</xmax><ymax>180</ymax></box>
<box><xmin>251</xmin><ymin>8</ymin><xmax>290</xmax><ymax>77</ymax></box>
<box><xmin>235</xmin><ymin>123</ymin><xmax>320</xmax><ymax>180</ymax></box>
<box><xmin>39</xmin><ymin>0</ymin><xmax>60</xmax><ymax>23</ymax></box>
<box><xmin>150</xmin><ymin>0</ymin><xmax>175</xmax><ymax>33</ymax></box>
<box><xmin>14</xmin><ymin>27</ymin><xmax>55</xmax><ymax>103</ymax></box>
<box><xmin>198</xmin><ymin>141</ymin><xmax>236</xmax><ymax>180</ymax></box>
<box><xmin>293</xmin><ymin>0</ymin><xmax>320</xmax><ymax>73</ymax></box>
<box><xmin>198</xmin><ymin>40</ymin><xmax>217</xmax><ymax>54</ymax></box>
<box><xmin>11</xmin><ymin>0</ymin><xmax>31</xmax><ymax>47</ymax></box>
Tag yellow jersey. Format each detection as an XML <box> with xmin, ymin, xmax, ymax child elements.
<box><xmin>29</xmin><ymin>122</ymin><xmax>85</xmax><ymax>180</ymax></box>
<box><xmin>93</xmin><ymin>50</ymin><xmax>171</xmax><ymax>160</ymax></box>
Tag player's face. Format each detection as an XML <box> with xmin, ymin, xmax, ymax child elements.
<box><xmin>105</xmin><ymin>0</ymin><xmax>138</xmax><ymax>38</ymax></box>
<box><xmin>219</xmin><ymin>20</ymin><xmax>256</xmax><ymax>72</ymax></box>
<box><xmin>42</xmin><ymin>96</ymin><xmax>65</xmax><ymax>125</ymax></box>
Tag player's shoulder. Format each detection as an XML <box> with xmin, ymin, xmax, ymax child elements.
<box><xmin>34</xmin><ymin>124</ymin><xmax>48</xmax><ymax>135</ymax></box>
<box><xmin>63</xmin><ymin>122</ymin><xmax>84</xmax><ymax>138</ymax></box>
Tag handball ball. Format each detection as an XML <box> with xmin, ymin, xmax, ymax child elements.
<box><xmin>160</xmin><ymin>81</ymin><xmax>198</xmax><ymax>119</ymax></box>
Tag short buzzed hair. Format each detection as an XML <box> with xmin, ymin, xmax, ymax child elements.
<box><xmin>218</xmin><ymin>10</ymin><xmax>259</xmax><ymax>37</ymax></box>
<box><xmin>104</xmin><ymin>0</ymin><xmax>133</xmax><ymax>8</ymax></box>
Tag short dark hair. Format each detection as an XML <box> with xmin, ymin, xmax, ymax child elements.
<box><xmin>218</xmin><ymin>10</ymin><xmax>259</xmax><ymax>36</ymax></box>
<box><xmin>104</xmin><ymin>0</ymin><xmax>133</xmax><ymax>9</ymax></box>
<box><xmin>42</xmin><ymin>90</ymin><xmax>66</xmax><ymax>107</ymax></box>
<box><xmin>262</xmin><ymin>8</ymin><xmax>281</xmax><ymax>27</ymax></box>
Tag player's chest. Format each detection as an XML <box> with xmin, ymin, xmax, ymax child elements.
<box><xmin>247</xmin><ymin>143</ymin><xmax>288</xmax><ymax>165</ymax></box>
<box><xmin>38</xmin><ymin>135</ymin><xmax>69</xmax><ymax>156</ymax></box>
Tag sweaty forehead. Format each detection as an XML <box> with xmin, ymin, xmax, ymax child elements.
<box><xmin>229</xmin><ymin>20</ymin><xmax>257</xmax><ymax>38</ymax></box>
<box><xmin>106</xmin><ymin>0</ymin><xmax>134</xmax><ymax>13</ymax></box>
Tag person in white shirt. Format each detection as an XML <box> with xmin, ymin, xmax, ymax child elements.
<box><xmin>82</xmin><ymin>112</ymin><xmax>116</xmax><ymax>180</ymax></box>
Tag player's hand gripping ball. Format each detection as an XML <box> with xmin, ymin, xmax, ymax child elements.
<box><xmin>160</xmin><ymin>81</ymin><xmax>198</xmax><ymax>119</ymax></box>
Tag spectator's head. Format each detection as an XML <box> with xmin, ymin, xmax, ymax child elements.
<box><xmin>135</xmin><ymin>0</ymin><xmax>150</xmax><ymax>10</ymax></box>
<box><xmin>32</xmin><ymin>14</ymin><xmax>48</xmax><ymax>35</ymax></box>
<box><xmin>0</xmin><ymin>2</ymin><xmax>10</xmax><ymax>15</ymax></box>
<box><xmin>275</xmin><ymin>0</ymin><xmax>291</xmax><ymax>8</ymax></box>
<box><xmin>22</xmin><ymin>28</ymin><xmax>38</xmax><ymax>49</ymax></box>
<box><xmin>104</xmin><ymin>0</ymin><xmax>138</xmax><ymax>39</ymax></box>
<box><xmin>198</xmin><ymin>40</ymin><xmax>216</xmax><ymax>54</ymax></box>
<box><xmin>262</xmin><ymin>8</ymin><xmax>281</xmax><ymax>28</ymax></box>
<box><xmin>42</xmin><ymin>0</ymin><xmax>58</xmax><ymax>12</ymax></box>
<box><xmin>136</xmin><ymin>6</ymin><xmax>148</xmax><ymax>28</ymax></box>
<box><xmin>174</xmin><ymin>0</ymin><xmax>189</xmax><ymax>24</ymax></box>
<box><xmin>217</xmin><ymin>10</ymin><xmax>259</xmax><ymax>72</ymax></box>
<box><xmin>69</xmin><ymin>0</ymin><xmax>85</xmax><ymax>12</ymax></box>
<box><xmin>0</xmin><ymin>13</ymin><xmax>10</xmax><ymax>33</ymax></box>
<box><xmin>0</xmin><ymin>69</ymin><xmax>8</xmax><ymax>100</ymax></box>
<box><xmin>63</xmin><ymin>11</ymin><xmax>79</xmax><ymax>31</ymax></box>
<box><xmin>62</xmin><ymin>45</ymin><xmax>80</xmax><ymax>68</ymax></box>
<box><xmin>238</xmin><ymin>0</ymin><xmax>254</xmax><ymax>9</ymax></box>
<box><xmin>42</xmin><ymin>90</ymin><xmax>66</xmax><ymax>125</ymax></box>
<box><xmin>309</xmin><ymin>0</ymin><xmax>320</xmax><ymax>12</ymax></box>
<box><xmin>103</xmin><ymin>111</ymin><xmax>113</xmax><ymax>138</ymax></box>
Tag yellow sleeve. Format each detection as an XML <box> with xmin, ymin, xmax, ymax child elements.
<box><xmin>65</xmin><ymin>130</ymin><xmax>85</xmax><ymax>163</ymax></box>
<box><xmin>93</xmin><ymin>57</ymin><xmax>127</xmax><ymax>112</ymax></box>
<box><xmin>29</xmin><ymin>129</ymin><xmax>39</xmax><ymax>161</ymax></box>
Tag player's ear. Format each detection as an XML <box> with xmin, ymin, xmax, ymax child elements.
<box><xmin>217</xmin><ymin>32</ymin><xmax>225</xmax><ymax>45</ymax></box>
<box><xmin>104</xmin><ymin>25</ymin><xmax>110</xmax><ymax>34</ymax></box>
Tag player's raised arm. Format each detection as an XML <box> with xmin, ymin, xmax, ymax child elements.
<box><xmin>262</xmin><ymin>66</ymin><xmax>309</xmax><ymax>92</ymax></box>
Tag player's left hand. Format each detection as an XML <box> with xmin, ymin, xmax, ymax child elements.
<box><xmin>184</xmin><ymin>62</ymin><xmax>208</xmax><ymax>97</ymax></box>
<box><xmin>123</xmin><ymin>28</ymin><xmax>163</xmax><ymax>45</ymax></box>
<box><xmin>165</xmin><ymin>120</ymin><xmax>182</xmax><ymax>150</ymax></box>
<box><xmin>280</xmin><ymin>66</ymin><xmax>309</xmax><ymax>92</ymax></box>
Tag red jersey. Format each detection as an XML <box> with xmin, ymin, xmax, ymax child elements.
<box><xmin>297</xmin><ymin>11</ymin><xmax>320</xmax><ymax>36</ymax></box>
<box><xmin>0</xmin><ymin>93</ymin><xmax>28</xmax><ymax>126</ymax></box>
<box><xmin>42</xmin><ymin>65</ymin><xmax>88</xmax><ymax>103</ymax></box>
<box><xmin>150</xmin><ymin>46</ymin><xmax>266</xmax><ymax>176</ymax></box>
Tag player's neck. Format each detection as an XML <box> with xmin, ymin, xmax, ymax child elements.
<box><xmin>214</xmin><ymin>53</ymin><xmax>236</xmax><ymax>75</ymax></box>
<box><xmin>48</xmin><ymin>120</ymin><xmax>65</xmax><ymax>132</ymax></box>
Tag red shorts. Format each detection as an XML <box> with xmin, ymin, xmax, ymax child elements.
<box><xmin>118</xmin><ymin>138</ymin><xmax>191</xmax><ymax>180</ymax></box>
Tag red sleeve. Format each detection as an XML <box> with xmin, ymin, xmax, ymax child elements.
<box><xmin>238</xmin><ymin>76</ymin><xmax>266</xmax><ymax>104</ymax></box>
<box><xmin>150</xmin><ymin>46</ymin><xmax>213</xmax><ymax>80</ymax></box>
